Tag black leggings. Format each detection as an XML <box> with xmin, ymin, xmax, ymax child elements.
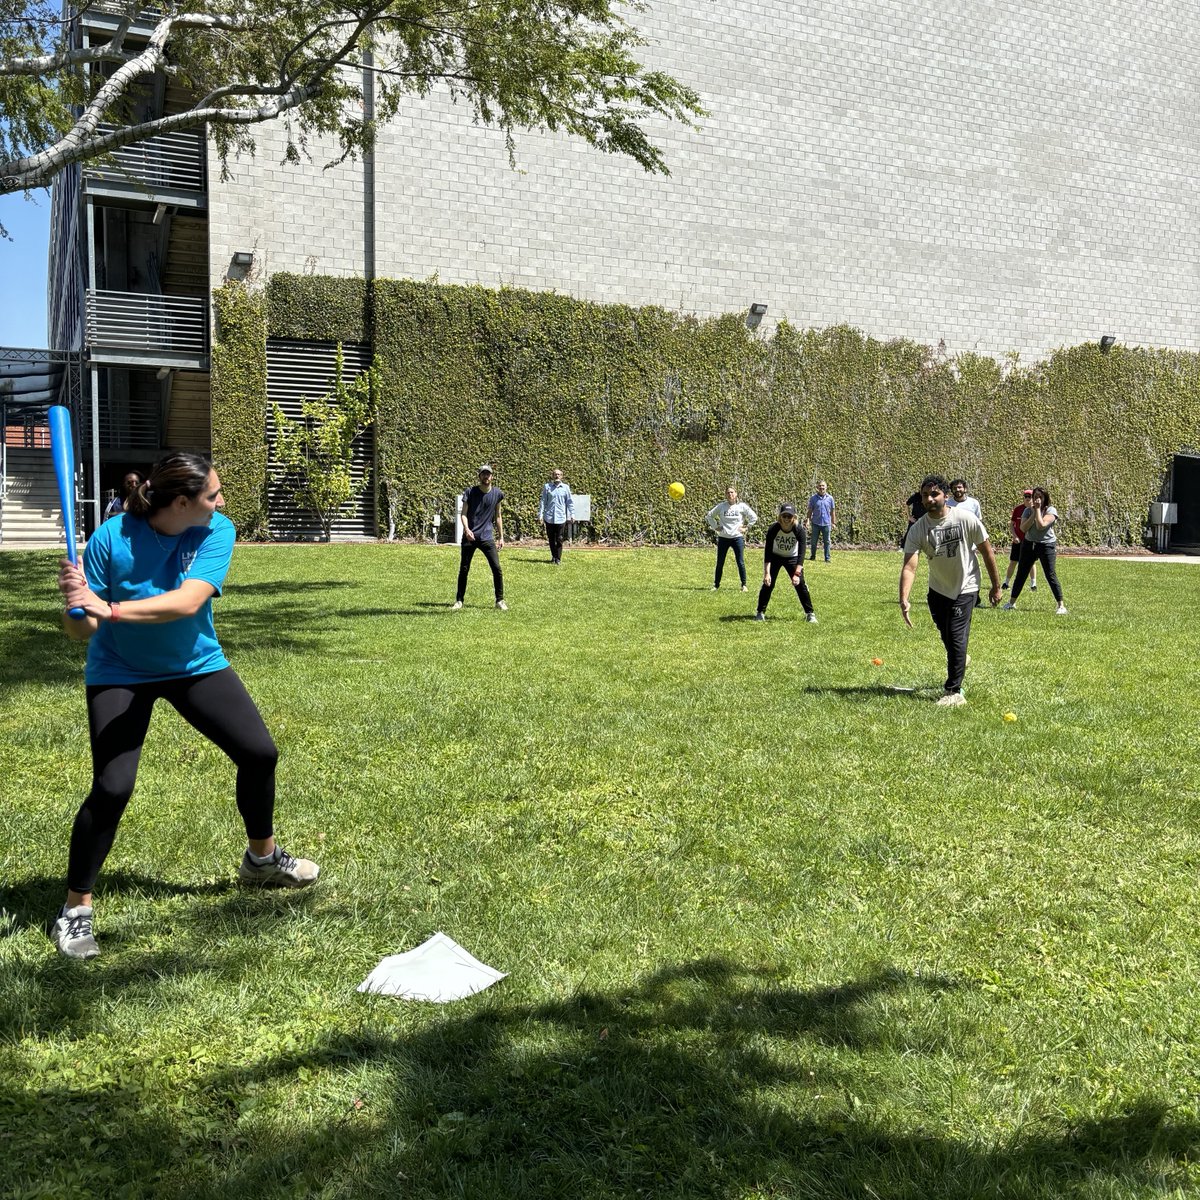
<box><xmin>756</xmin><ymin>556</ymin><xmax>814</xmax><ymax>615</ymax></box>
<box><xmin>1010</xmin><ymin>541</ymin><xmax>1063</xmax><ymax>603</ymax></box>
<box><xmin>68</xmin><ymin>668</ymin><xmax>278</xmax><ymax>894</ymax></box>
<box><xmin>457</xmin><ymin>538</ymin><xmax>504</xmax><ymax>601</ymax></box>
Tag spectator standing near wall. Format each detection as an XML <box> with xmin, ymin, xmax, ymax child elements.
<box><xmin>806</xmin><ymin>480</ymin><xmax>835</xmax><ymax>562</ymax></box>
<box><xmin>539</xmin><ymin>468</ymin><xmax>574</xmax><ymax>566</ymax></box>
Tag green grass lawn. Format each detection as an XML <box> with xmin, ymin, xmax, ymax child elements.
<box><xmin>2</xmin><ymin>543</ymin><xmax>1200</xmax><ymax>1199</ymax></box>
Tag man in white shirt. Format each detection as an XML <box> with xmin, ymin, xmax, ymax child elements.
<box><xmin>899</xmin><ymin>474</ymin><xmax>1001</xmax><ymax>706</ymax></box>
<box><xmin>946</xmin><ymin>478</ymin><xmax>982</xmax><ymax>520</ymax></box>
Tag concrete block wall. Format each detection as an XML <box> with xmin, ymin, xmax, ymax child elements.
<box><xmin>209</xmin><ymin>0</ymin><xmax>1200</xmax><ymax>360</ymax></box>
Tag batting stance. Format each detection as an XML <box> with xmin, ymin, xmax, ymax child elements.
<box><xmin>899</xmin><ymin>473</ymin><xmax>1001</xmax><ymax>706</ymax></box>
<box><xmin>53</xmin><ymin>452</ymin><xmax>319</xmax><ymax>960</ymax></box>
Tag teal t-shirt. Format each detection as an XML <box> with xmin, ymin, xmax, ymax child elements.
<box><xmin>82</xmin><ymin>511</ymin><xmax>235</xmax><ymax>685</ymax></box>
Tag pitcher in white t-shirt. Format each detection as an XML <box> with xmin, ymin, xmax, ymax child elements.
<box><xmin>899</xmin><ymin>473</ymin><xmax>1002</xmax><ymax>706</ymax></box>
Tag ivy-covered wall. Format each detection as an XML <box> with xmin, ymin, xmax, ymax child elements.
<box><xmin>209</xmin><ymin>274</ymin><xmax>1200</xmax><ymax>545</ymax></box>
<box><xmin>210</xmin><ymin>281</ymin><xmax>270</xmax><ymax>538</ymax></box>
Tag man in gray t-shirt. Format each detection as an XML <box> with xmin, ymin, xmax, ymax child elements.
<box><xmin>899</xmin><ymin>473</ymin><xmax>1001</xmax><ymax>706</ymax></box>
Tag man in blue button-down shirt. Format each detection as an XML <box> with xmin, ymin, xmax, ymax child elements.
<box><xmin>806</xmin><ymin>480</ymin><xmax>836</xmax><ymax>562</ymax></box>
<box><xmin>539</xmin><ymin>468</ymin><xmax>575</xmax><ymax>565</ymax></box>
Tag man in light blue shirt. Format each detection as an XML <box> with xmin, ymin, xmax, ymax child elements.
<box><xmin>538</xmin><ymin>467</ymin><xmax>575</xmax><ymax>565</ymax></box>
<box><xmin>806</xmin><ymin>480</ymin><xmax>836</xmax><ymax>562</ymax></box>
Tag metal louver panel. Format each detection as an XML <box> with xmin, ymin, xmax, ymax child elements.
<box><xmin>265</xmin><ymin>340</ymin><xmax>375</xmax><ymax>541</ymax></box>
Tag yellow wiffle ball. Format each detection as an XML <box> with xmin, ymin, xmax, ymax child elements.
<box><xmin>668</xmin><ymin>482</ymin><xmax>686</xmax><ymax>501</ymax></box>
<box><xmin>1003</xmin><ymin>712</ymin><xmax>1018</xmax><ymax>722</ymax></box>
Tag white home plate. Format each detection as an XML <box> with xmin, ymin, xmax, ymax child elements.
<box><xmin>358</xmin><ymin>932</ymin><xmax>506</xmax><ymax>1002</ymax></box>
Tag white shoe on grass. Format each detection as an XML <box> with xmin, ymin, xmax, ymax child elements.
<box><xmin>450</xmin><ymin>600</ymin><xmax>463</xmax><ymax>610</ymax></box>
<box><xmin>936</xmin><ymin>691</ymin><xmax>967</xmax><ymax>707</ymax></box>
<box><xmin>496</xmin><ymin>599</ymin><xmax>508</xmax><ymax>611</ymax></box>
<box><xmin>806</xmin><ymin>612</ymin><xmax>818</xmax><ymax>623</ymax></box>
<box><xmin>1056</xmin><ymin>603</ymin><xmax>1068</xmax><ymax>615</ymax></box>
<box><xmin>52</xmin><ymin>904</ymin><xmax>100</xmax><ymax>959</ymax></box>
<box><xmin>1002</xmin><ymin>601</ymin><xmax>1016</xmax><ymax>611</ymax></box>
<box><xmin>238</xmin><ymin>847</ymin><xmax>319</xmax><ymax>889</ymax></box>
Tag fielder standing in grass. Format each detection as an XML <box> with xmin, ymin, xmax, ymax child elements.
<box><xmin>705</xmin><ymin>485</ymin><xmax>758</xmax><ymax>591</ymax></box>
<box><xmin>754</xmin><ymin>503</ymin><xmax>817</xmax><ymax>622</ymax></box>
<box><xmin>899</xmin><ymin>473</ymin><xmax>1001</xmax><ymax>706</ymax></box>
<box><xmin>538</xmin><ymin>467</ymin><xmax>574</xmax><ymax>566</ymax></box>
<box><xmin>453</xmin><ymin>464</ymin><xmax>507</xmax><ymax>610</ymax></box>
<box><xmin>806</xmin><ymin>479</ymin><xmax>836</xmax><ymax>562</ymax></box>
<box><xmin>54</xmin><ymin>452</ymin><xmax>319</xmax><ymax>960</ymax></box>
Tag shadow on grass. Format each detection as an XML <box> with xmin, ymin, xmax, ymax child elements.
<box><xmin>6</xmin><ymin>957</ymin><xmax>1196</xmax><ymax>1197</ymax></box>
<box><xmin>0</xmin><ymin>871</ymin><xmax>234</xmax><ymax>934</ymax></box>
<box><xmin>798</xmin><ymin>684</ymin><xmax>938</xmax><ymax>702</ymax></box>
<box><xmin>223</xmin><ymin>580</ymin><xmax>362</xmax><ymax>596</ymax></box>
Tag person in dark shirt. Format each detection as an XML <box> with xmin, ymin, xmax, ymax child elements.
<box><xmin>453</xmin><ymin>464</ymin><xmax>507</xmax><ymax>610</ymax></box>
<box><xmin>754</xmin><ymin>504</ymin><xmax>817</xmax><ymax>622</ymax></box>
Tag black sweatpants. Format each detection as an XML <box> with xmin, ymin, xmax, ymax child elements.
<box><xmin>68</xmin><ymin>668</ymin><xmax>278</xmax><ymax>894</ymax></box>
<box><xmin>545</xmin><ymin>522</ymin><xmax>566</xmax><ymax>564</ymax></box>
<box><xmin>1010</xmin><ymin>541</ymin><xmax>1063</xmax><ymax>603</ymax></box>
<box><xmin>757</xmin><ymin>555</ymin><xmax>814</xmax><ymax>615</ymax></box>
<box><xmin>927</xmin><ymin>589</ymin><xmax>975</xmax><ymax>693</ymax></box>
<box><xmin>457</xmin><ymin>538</ymin><xmax>504</xmax><ymax>601</ymax></box>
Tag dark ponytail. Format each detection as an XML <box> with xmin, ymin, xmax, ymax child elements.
<box><xmin>125</xmin><ymin>452</ymin><xmax>213</xmax><ymax>519</ymax></box>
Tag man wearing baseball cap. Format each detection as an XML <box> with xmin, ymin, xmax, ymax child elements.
<box><xmin>1002</xmin><ymin>487</ymin><xmax>1037</xmax><ymax>593</ymax></box>
<box><xmin>452</xmin><ymin>465</ymin><xmax>507</xmax><ymax>610</ymax></box>
<box><xmin>753</xmin><ymin>503</ymin><xmax>817</xmax><ymax>622</ymax></box>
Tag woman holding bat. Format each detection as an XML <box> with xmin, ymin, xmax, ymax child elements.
<box><xmin>54</xmin><ymin>452</ymin><xmax>318</xmax><ymax>960</ymax></box>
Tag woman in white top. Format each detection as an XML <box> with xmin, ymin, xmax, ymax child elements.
<box><xmin>1003</xmin><ymin>485</ymin><xmax>1067</xmax><ymax>614</ymax></box>
<box><xmin>705</xmin><ymin>486</ymin><xmax>758</xmax><ymax>591</ymax></box>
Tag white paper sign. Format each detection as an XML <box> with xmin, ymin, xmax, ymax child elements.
<box><xmin>357</xmin><ymin>932</ymin><xmax>506</xmax><ymax>1002</ymax></box>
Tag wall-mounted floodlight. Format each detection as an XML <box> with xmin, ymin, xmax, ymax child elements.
<box><xmin>1099</xmin><ymin>335</ymin><xmax>1116</xmax><ymax>354</ymax></box>
<box><xmin>231</xmin><ymin>251</ymin><xmax>254</xmax><ymax>267</ymax></box>
<box><xmin>746</xmin><ymin>302</ymin><xmax>768</xmax><ymax>331</ymax></box>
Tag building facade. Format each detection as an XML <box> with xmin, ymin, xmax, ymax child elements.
<box><xmin>39</xmin><ymin>0</ymin><xmax>1200</xmax><ymax>542</ymax></box>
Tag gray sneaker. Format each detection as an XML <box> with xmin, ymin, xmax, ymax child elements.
<box><xmin>753</xmin><ymin>612</ymin><xmax>766</xmax><ymax>621</ymax></box>
<box><xmin>238</xmin><ymin>847</ymin><xmax>320</xmax><ymax>889</ymax></box>
<box><xmin>52</xmin><ymin>904</ymin><xmax>100</xmax><ymax>960</ymax></box>
<box><xmin>936</xmin><ymin>691</ymin><xmax>967</xmax><ymax>707</ymax></box>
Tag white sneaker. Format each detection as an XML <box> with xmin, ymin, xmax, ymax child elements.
<box><xmin>52</xmin><ymin>904</ymin><xmax>100</xmax><ymax>959</ymax></box>
<box><xmin>495</xmin><ymin>599</ymin><xmax>508</xmax><ymax>611</ymax></box>
<box><xmin>1002</xmin><ymin>601</ymin><xmax>1016</xmax><ymax>611</ymax></box>
<box><xmin>1030</xmin><ymin>582</ymin><xmax>1038</xmax><ymax>590</ymax></box>
<box><xmin>936</xmin><ymin>691</ymin><xmax>967</xmax><ymax>707</ymax></box>
<box><xmin>1056</xmin><ymin>603</ymin><xmax>1068</xmax><ymax>615</ymax></box>
<box><xmin>238</xmin><ymin>846</ymin><xmax>320</xmax><ymax>888</ymax></box>
<box><xmin>450</xmin><ymin>600</ymin><xmax>463</xmax><ymax>610</ymax></box>
<box><xmin>806</xmin><ymin>612</ymin><xmax>818</xmax><ymax>623</ymax></box>
<box><xmin>741</xmin><ymin>585</ymin><xmax>748</xmax><ymax>593</ymax></box>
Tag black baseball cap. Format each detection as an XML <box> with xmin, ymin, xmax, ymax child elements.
<box><xmin>779</xmin><ymin>503</ymin><xmax>797</xmax><ymax>516</ymax></box>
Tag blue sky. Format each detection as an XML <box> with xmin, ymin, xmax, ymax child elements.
<box><xmin>0</xmin><ymin>192</ymin><xmax>51</xmax><ymax>348</ymax></box>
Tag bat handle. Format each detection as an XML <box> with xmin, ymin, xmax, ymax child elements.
<box><xmin>63</xmin><ymin>543</ymin><xmax>86</xmax><ymax>618</ymax></box>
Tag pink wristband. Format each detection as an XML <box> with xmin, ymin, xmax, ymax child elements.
<box><xmin>109</xmin><ymin>601</ymin><xmax>121</xmax><ymax>622</ymax></box>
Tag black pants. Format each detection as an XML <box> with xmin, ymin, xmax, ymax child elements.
<box><xmin>757</xmin><ymin>556</ymin><xmax>814</xmax><ymax>615</ymax></box>
<box><xmin>457</xmin><ymin>538</ymin><xmax>504</xmax><ymax>601</ymax></box>
<box><xmin>545</xmin><ymin>522</ymin><xmax>566</xmax><ymax>564</ymax></box>
<box><xmin>715</xmin><ymin>536</ymin><xmax>747</xmax><ymax>587</ymax></box>
<box><xmin>927</xmin><ymin>589</ymin><xmax>975</xmax><ymax>693</ymax></box>
<box><xmin>1010</xmin><ymin>541</ymin><xmax>1063</xmax><ymax>603</ymax></box>
<box><xmin>68</xmin><ymin>668</ymin><xmax>278</xmax><ymax>894</ymax></box>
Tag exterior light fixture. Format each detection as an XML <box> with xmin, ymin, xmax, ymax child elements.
<box><xmin>231</xmin><ymin>251</ymin><xmax>254</xmax><ymax>267</ymax></box>
<box><xmin>745</xmin><ymin>302</ymin><xmax>768</xmax><ymax>331</ymax></box>
<box><xmin>1099</xmin><ymin>335</ymin><xmax>1116</xmax><ymax>353</ymax></box>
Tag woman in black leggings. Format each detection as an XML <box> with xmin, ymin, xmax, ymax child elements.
<box><xmin>1003</xmin><ymin>485</ymin><xmax>1067</xmax><ymax>615</ymax></box>
<box><xmin>54</xmin><ymin>452</ymin><xmax>319</xmax><ymax>959</ymax></box>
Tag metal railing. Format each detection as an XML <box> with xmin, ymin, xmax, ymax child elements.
<box><xmin>86</xmin><ymin>290</ymin><xmax>208</xmax><ymax>356</ymax></box>
<box><xmin>86</xmin><ymin>126</ymin><xmax>206</xmax><ymax>194</ymax></box>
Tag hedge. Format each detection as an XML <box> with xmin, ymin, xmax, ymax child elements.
<box><xmin>208</xmin><ymin>274</ymin><xmax>1200</xmax><ymax>545</ymax></box>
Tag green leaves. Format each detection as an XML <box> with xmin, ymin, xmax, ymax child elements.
<box><xmin>2</xmin><ymin>0</ymin><xmax>704</xmax><ymax>193</ymax></box>
<box><xmin>271</xmin><ymin>343</ymin><xmax>376</xmax><ymax>540</ymax></box>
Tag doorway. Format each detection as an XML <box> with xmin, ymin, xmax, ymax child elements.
<box><xmin>1170</xmin><ymin>453</ymin><xmax>1200</xmax><ymax>548</ymax></box>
